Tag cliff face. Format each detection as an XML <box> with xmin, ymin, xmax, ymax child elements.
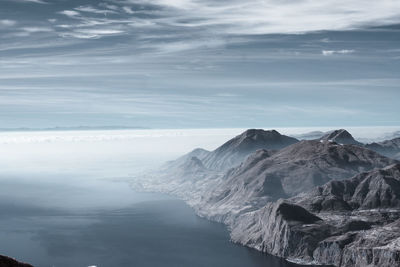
<box><xmin>231</xmin><ymin>164</ymin><xmax>400</xmax><ymax>267</ymax></box>
<box><xmin>231</xmin><ymin>200</ymin><xmax>333</xmax><ymax>264</ymax></box>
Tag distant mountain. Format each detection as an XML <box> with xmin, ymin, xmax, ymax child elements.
<box><xmin>319</xmin><ymin>129</ymin><xmax>363</xmax><ymax>145</ymax></box>
<box><xmin>365</xmin><ymin>138</ymin><xmax>400</xmax><ymax>160</ymax></box>
<box><xmin>201</xmin><ymin>129</ymin><xmax>299</xmax><ymax>170</ymax></box>
<box><xmin>316</xmin><ymin>129</ymin><xmax>400</xmax><ymax>160</ymax></box>
<box><xmin>232</xmin><ymin>164</ymin><xmax>400</xmax><ymax>266</ymax></box>
<box><xmin>162</xmin><ymin>148</ymin><xmax>210</xmax><ymax>171</ymax></box>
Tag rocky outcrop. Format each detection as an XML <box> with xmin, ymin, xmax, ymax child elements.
<box><xmin>0</xmin><ymin>255</ymin><xmax>33</xmax><ymax>267</ymax></box>
<box><xmin>231</xmin><ymin>200</ymin><xmax>333</xmax><ymax>264</ymax></box>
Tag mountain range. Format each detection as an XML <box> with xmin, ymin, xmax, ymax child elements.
<box><xmin>132</xmin><ymin>128</ymin><xmax>400</xmax><ymax>266</ymax></box>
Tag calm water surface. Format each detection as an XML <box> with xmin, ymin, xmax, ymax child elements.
<box><xmin>0</xmin><ymin>175</ymin><xmax>302</xmax><ymax>267</ymax></box>
<box><xmin>0</xmin><ymin>129</ymin><xmax>326</xmax><ymax>267</ymax></box>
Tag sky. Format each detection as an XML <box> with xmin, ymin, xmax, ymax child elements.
<box><xmin>0</xmin><ymin>0</ymin><xmax>399</xmax><ymax>129</ymax></box>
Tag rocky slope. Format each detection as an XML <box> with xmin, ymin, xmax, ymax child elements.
<box><xmin>232</xmin><ymin>164</ymin><xmax>400</xmax><ymax>266</ymax></box>
<box><xmin>0</xmin><ymin>255</ymin><xmax>33</xmax><ymax>267</ymax></box>
<box><xmin>134</xmin><ymin>129</ymin><xmax>298</xmax><ymax>201</ymax></box>
<box><xmin>194</xmin><ymin>140</ymin><xmax>397</xmax><ymax>223</ymax></box>
<box><xmin>201</xmin><ymin>129</ymin><xmax>298</xmax><ymax>170</ymax></box>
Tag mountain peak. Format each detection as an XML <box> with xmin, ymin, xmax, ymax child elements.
<box><xmin>201</xmin><ymin>129</ymin><xmax>299</xmax><ymax>170</ymax></box>
<box><xmin>238</xmin><ymin>129</ymin><xmax>281</xmax><ymax>141</ymax></box>
<box><xmin>320</xmin><ymin>129</ymin><xmax>362</xmax><ymax>145</ymax></box>
<box><xmin>229</xmin><ymin>129</ymin><xmax>298</xmax><ymax>151</ymax></box>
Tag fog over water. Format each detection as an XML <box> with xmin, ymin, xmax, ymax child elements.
<box><xmin>0</xmin><ymin>127</ymin><xmax>398</xmax><ymax>267</ymax></box>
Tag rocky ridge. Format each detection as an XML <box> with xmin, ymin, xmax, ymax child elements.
<box><xmin>232</xmin><ymin>164</ymin><xmax>400</xmax><ymax>266</ymax></box>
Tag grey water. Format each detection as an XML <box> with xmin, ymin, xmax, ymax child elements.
<box><xmin>0</xmin><ymin>129</ymin><xmax>313</xmax><ymax>267</ymax></box>
<box><xmin>0</xmin><ymin>174</ymin><xmax>302</xmax><ymax>267</ymax></box>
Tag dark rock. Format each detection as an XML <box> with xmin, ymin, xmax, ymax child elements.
<box><xmin>0</xmin><ymin>255</ymin><xmax>33</xmax><ymax>267</ymax></box>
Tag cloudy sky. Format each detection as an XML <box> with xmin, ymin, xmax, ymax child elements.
<box><xmin>1</xmin><ymin>0</ymin><xmax>400</xmax><ymax>129</ymax></box>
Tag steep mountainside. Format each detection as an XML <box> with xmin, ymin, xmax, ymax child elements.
<box><xmin>232</xmin><ymin>164</ymin><xmax>400</xmax><ymax>266</ymax></box>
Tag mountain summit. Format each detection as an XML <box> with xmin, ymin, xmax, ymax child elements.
<box><xmin>201</xmin><ymin>129</ymin><xmax>298</xmax><ymax>170</ymax></box>
<box><xmin>320</xmin><ymin>129</ymin><xmax>362</xmax><ymax>145</ymax></box>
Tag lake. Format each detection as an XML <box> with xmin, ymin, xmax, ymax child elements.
<box><xmin>0</xmin><ymin>128</ymin><xmax>394</xmax><ymax>267</ymax></box>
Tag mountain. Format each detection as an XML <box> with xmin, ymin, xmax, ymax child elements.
<box><xmin>195</xmin><ymin>140</ymin><xmax>397</xmax><ymax>223</ymax></box>
<box><xmin>365</xmin><ymin>138</ymin><xmax>400</xmax><ymax>160</ymax></box>
<box><xmin>319</xmin><ymin>129</ymin><xmax>363</xmax><ymax>146</ymax></box>
<box><xmin>0</xmin><ymin>255</ymin><xmax>33</xmax><ymax>267</ymax></box>
<box><xmin>231</xmin><ymin>164</ymin><xmax>400</xmax><ymax>266</ymax></box>
<box><xmin>132</xmin><ymin>128</ymin><xmax>400</xmax><ymax>266</ymax></box>
<box><xmin>201</xmin><ymin>129</ymin><xmax>299</xmax><ymax>170</ymax></box>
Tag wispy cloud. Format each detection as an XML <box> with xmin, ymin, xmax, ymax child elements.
<box><xmin>322</xmin><ymin>49</ymin><xmax>355</xmax><ymax>56</ymax></box>
<box><xmin>11</xmin><ymin>0</ymin><xmax>47</xmax><ymax>3</ymax></box>
<box><xmin>41</xmin><ymin>0</ymin><xmax>400</xmax><ymax>54</ymax></box>
<box><xmin>122</xmin><ymin>6</ymin><xmax>135</xmax><ymax>14</ymax></box>
<box><xmin>60</xmin><ymin>28</ymin><xmax>125</xmax><ymax>39</ymax></box>
<box><xmin>21</xmin><ymin>27</ymin><xmax>53</xmax><ymax>33</ymax></box>
<box><xmin>75</xmin><ymin>5</ymin><xmax>119</xmax><ymax>15</ymax></box>
<box><xmin>0</xmin><ymin>20</ymin><xmax>17</xmax><ymax>27</ymax></box>
<box><xmin>118</xmin><ymin>0</ymin><xmax>400</xmax><ymax>34</ymax></box>
<box><xmin>59</xmin><ymin>10</ymin><xmax>81</xmax><ymax>18</ymax></box>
